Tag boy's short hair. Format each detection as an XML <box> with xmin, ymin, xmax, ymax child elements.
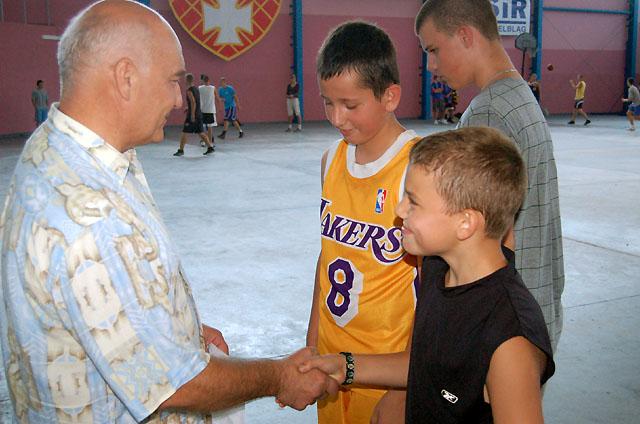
<box><xmin>317</xmin><ymin>21</ymin><xmax>399</xmax><ymax>99</ymax></box>
<box><xmin>410</xmin><ymin>127</ymin><xmax>526</xmax><ymax>239</ymax></box>
<box><xmin>185</xmin><ymin>73</ymin><xmax>194</xmax><ymax>84</ymax></box>
<box><xmin>628</xmin><ymin>77</ymin><xmax>635</xmax><ymax>85</ymax></box>
<box><xmin>415</xmin><ymin>0</ymin><xmax>499</xmax><ymax>41</ymax></box>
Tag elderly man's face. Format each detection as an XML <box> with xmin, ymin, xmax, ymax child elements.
<box><xmin>138</xmin><ymin>32</ymin><xmax>185</xmax><ymax>144</ymax></box>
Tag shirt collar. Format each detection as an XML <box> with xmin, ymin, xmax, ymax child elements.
<box><xmin>49</xmin><ymin>103</ymin><xmax>132</xmax><ymax>185</ymax></box>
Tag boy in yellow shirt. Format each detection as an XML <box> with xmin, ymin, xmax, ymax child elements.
<box><xmin>306</xmin><ymin>21</ymin><xmax>421</xmax><ymax>423</ymax></box>
<box><xmin>569</xmin><ymin>74</ymin><xmax>591</xmax><ymax>125</ymax></box>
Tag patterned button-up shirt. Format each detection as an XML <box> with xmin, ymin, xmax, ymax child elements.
<box><xmin>0</xmin><ymin>104</ymin><xmax>211</xmax><ymax>423</ymax></box>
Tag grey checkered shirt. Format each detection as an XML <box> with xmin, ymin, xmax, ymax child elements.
<box><xmin>458</xmin><ymin>77</ymin><xmax>564</xmax><ymax>350</ymax></box>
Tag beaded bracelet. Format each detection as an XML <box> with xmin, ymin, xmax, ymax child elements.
<box><xmin>339</xmin><ymin>352</ymin><xmax>355</xmax><ymax>385</ymax></box>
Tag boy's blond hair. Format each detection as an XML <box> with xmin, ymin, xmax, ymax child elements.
<box><xmin>410</xmin><ymin>127</ymin><xmax>526</xmax><ymax>239</ymax></box>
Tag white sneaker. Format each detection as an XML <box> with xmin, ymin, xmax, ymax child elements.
<box><xmin>439</xmin><ymin>119</ymin><xmax>448</xmax><ymax>124</ymax></box>
<box><xmin>434</xmin><ymin>120</ymin><xmax>440</xmax><ymax>125</ymax></box>
<box><xmin>628</xmin><ymin>127</ymin><xmax>636</xmax><ymax>131</ymax></box>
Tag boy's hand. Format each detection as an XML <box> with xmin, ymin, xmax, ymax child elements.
<box><xmin>298</xmin><ymin>353</ymin><xmax>345</xmax><ymax>384</ymax></box>
<box><xmin>275</xmin><ymin>347</ymin><xmax>339</xmax><ymax>410</ymax></box>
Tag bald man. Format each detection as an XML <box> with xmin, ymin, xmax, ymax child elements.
<box><xmin>0</xmin><ymin>1</ymin><xmax>336</xmax><ymax>422</ymax></box>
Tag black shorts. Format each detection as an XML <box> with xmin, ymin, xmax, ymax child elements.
<box><xmin>202</xmin><ymin>113</ymin><xmax>215</xmax><ymax>125</ymax></box>
<box><xmin>183</xmin><ymin>116</ymin><xmax>204</xmax><ymax>134</ymax></box>
<box><xmin>574</xmin><ymin>99</ymin><xmax>584</xmax><ymax>109</ymax></box>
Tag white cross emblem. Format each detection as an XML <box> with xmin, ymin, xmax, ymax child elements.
<box><xmin>202</xmin><ymin>0</ymin><xmax>253</xmax><ymax>45</ymax></box>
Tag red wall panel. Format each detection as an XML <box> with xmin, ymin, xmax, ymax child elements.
<box><xmin>537</xmin><ymin>10</ymin><xmax>628</xmax><ymax>114</ymax></box>
<box><xmin>0</xmin><ymin>23</ymin><xmax>62</xmax><ymax>135</ymax></box>
<box><xmin>0</xmin><ymin>0</ymin><xmax>638</xmax><ymax>135</ymax></box>
<box><xmin>301</xmin><ymin>14</ymin><xmax>422</xmax><ymax>122</ymax></box>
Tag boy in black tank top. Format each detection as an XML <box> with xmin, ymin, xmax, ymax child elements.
<box><xmin>299</xmin><ymin>127</ymin><xmax>555</xmax><ymax>424</ymax></box>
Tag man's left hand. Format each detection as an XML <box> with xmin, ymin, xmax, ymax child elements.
<box><xmin>202</xmin><ymin>324</ymin><xmax>229</xmax><ymax>354</ymax></box>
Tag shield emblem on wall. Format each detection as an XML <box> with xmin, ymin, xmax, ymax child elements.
<box><xmin>169</xmin><ymin>0</ymin><xmax>281</xmax><ymax>61</ymax></box>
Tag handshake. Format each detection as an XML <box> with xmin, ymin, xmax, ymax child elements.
<box><xmin>274</xmin><ymin>347</ymin><xmax>346</xmax><ymax>411</ymax></box>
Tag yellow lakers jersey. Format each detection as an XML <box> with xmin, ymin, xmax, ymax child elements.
<box><xmin>317</xmin><ymin>130</ymin><xmax>419</xmax><ymax>358</ymax></box>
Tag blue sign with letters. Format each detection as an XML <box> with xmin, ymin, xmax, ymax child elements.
<box><xmin>491</xmin><ymin>0</ymin><xmax>530</xmax><ymax>36</ymax></box>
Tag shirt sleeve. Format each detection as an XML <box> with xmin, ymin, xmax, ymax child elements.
<box><xmin>460</xmin><ymin>107</ymin><xmax>514</xmax><ymax>142</ymax></box>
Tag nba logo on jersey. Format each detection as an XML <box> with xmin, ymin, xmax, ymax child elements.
<box><xmin>375</xmin><ymin>189</ymin><xmax>387</xmax><ymax>213</ymax></box>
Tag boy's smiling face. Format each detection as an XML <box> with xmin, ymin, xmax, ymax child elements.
<box><xmin>396</xmin><ymin>164</ymin><xmax>458</xmax><ymax>257</ymax></box>
<box><xmin>318</xmin><ymin>70</ymin><xmax>395</xmax><ymax>147</ymax></box>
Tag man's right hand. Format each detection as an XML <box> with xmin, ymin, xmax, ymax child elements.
<box><xmin>275</xmin><ymin>347</ymin><xmax>339</xmax><ymax>410</ymax></box>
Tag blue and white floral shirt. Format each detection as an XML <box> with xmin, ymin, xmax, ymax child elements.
<box><xmin>0</xmin><ymin>104</ymin><xmax>211</xmax><ymax>423</ymax></box>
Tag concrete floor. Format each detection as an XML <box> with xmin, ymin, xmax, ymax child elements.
<box><xmin>1</xmin><ymin>115</ymin><xmax>639</xmax><ymax>423</ymax></box>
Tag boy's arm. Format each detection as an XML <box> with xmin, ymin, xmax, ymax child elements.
<box><xmin>306</xmin><ymin>253</ymin><xmax>322</xmax><ymax>347</ymax></box>
<box><xmin>216</xmin><ymin>90</ymin><xmax>222</xmax><ymax>109</ymax></box>
<box><xmin>370</xmin><ymin>314</ymin><xmax>416</xmax><ymax>423</ymax></box>
<box><xmin>187</xmin><ymin>90</ymin><xmax>196</xmax><ymax>120</ymax></box>
<box><xmin>307</xmin><ymin>149</ymin><xmax>330</xmax><ymax>347</ymax></box>
<box><xmin>300</xmin><ymin>351</ymin><xmax>410</xmax><ymax>388</ymax></box>
<box><xmin>234</xmin><ymin>94</ymin><xmax>240</xmax><ymax>109</ymax></box>
<box><xmin>370</xmin><ymin>258</ymin><xmax>421</xmax><ymax>421</ymax></box>
<box><xmin>485</xmin><ymin>336</ymin><xmax>547</xmax><ymax>424</ymax></box>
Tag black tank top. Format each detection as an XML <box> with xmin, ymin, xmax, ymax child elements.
<box><xmin>186</xmin><ymin>86</ymin><xmax>202</xmax><ymax>118</ymax></box>
<box><xmin>406</xmin><ymin>247</ymin><xmax>554</xmax><ymax>423</ymax></box>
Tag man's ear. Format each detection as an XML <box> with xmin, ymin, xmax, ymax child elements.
<box><xmin>113</xmin><ymin>57</ymin><xmax>137</xmax><ymax>102</ymax></box>
<box><xmin>384</xmin><ymin>84</ymin><xmax>402</xmax><ymax>112</ymax></box>
<box><xmin>457</xmin><ymin>25</ymin><xmax>475</xmax><ymax>49</ymax></box>
<box><xmin>456</xmin><ymin>209</ymin><xmax>482</xmax><ymax>241</ymax></box>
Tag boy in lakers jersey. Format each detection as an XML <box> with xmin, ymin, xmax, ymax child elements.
<box><xmin>306</xmin><ymin>21</ymin><xmax>421</xmax><ymax>423</ymax></box>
